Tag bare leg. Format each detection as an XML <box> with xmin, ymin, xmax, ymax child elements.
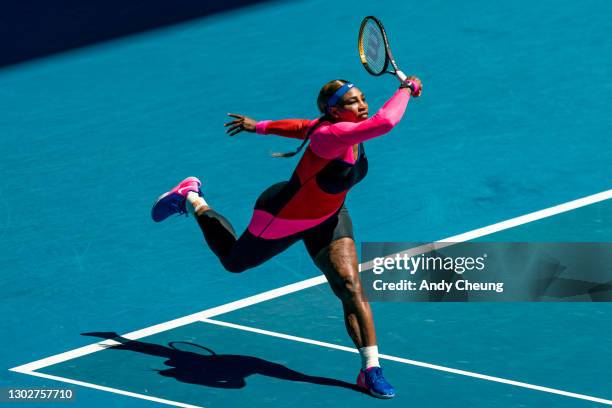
<box><xmin>314</xmin><ymin>237</ymin><xmax>377</xmax><ymax>348</ymax></box>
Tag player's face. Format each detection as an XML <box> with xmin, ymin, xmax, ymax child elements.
<box><xmin>332</xmin><ymin>87</ymin><xmax>369</xmax><ymax>122</ymax></box>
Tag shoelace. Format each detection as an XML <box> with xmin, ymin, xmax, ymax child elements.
<box><xmin>169</xmin><ymin>198</ymin><xmax>187</xmax><ymax>215</ymax></box>
<box><xmin>368</xmin><ymin>367</ymin><xmax>387</xmax><ymax>386</ymax></box>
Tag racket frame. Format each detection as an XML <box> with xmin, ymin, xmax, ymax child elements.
<box><xmin>358</xmin><ymin>16</ymin><xmax>407</xmax><ymax>82</ymax></box>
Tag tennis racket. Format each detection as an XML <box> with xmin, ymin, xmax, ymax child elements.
<box><xmin>358</xmin><ymin>16</ymin><xmax>407</xmax><ymax>83</ymax></box>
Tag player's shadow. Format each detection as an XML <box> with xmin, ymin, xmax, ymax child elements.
<box><xmin>82</xmin><ymin>332</ymin><xmax>361</xmax><ymax>392</ymax></box>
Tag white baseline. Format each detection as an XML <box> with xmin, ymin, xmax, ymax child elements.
<box><xmin>201</xmin><ymin>318</ymin><xmax>612</xmax><ymax>406</ymax></box>
<box><xmin>9</xmin><ymin>189</ymin><xmax>612</xmax><ymax>407</ymax></box>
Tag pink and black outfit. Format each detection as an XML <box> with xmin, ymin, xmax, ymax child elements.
<box><xmin>196</xmin><ymin>88</ymin><xmax>411</xmax><ymax>272</ymax></box>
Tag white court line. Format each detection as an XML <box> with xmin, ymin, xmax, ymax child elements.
<box><xmin>202</xmin><ymin>318</ymin><xmax>612</xmax><ymax>406</ymax></box>
<box><xmin>20</xmin><ymin>371</ymin><xmax>202</xmax><ymax>408</ymax></box>
<box><xmin>359</xmin><ymin>189</ymin><xmax>612</xmax><ymax>271</ymax></box>
<box><xmin>9</xmin><ymin>189</ymin><xmax>612</xmax><ymax>405</ymax></box>
<box><xmin>9</xmin><ymin>276</ymin><xmax>325</xmax><ymax>374</ymax></box>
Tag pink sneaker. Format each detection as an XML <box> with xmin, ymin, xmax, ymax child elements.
<box><xmin>357</xmin><ymin>367</ymin><xmax>395</xmax><ymax>399</ymax></box>
<box><xmin>151</xmin><ymin>177</ymin><xmax>201</xmax><ymax>222</ymax></box>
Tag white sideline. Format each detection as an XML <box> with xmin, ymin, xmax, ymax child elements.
<box><xmin>9</xmin><ymin>275</ymin><xmax>326</xmax><ymax>374</ymax></box>
<box><xmin>359</xmin><ymin>189</ymin><xmax>612</xmax><ymax>271</ymax></box>
<box><xmin>9</xmin><ymin>189</ymin><xmax>612</xmax><ymax>406</ymax></box>
<box><xmin>202</xmin><ymin>318</ymin><xmax>612</xmax><ymax>406</ymax></box>
<box><xmin>19</xmin><ymin>371</ymin><xmax>202</xmax><ymax>408</ymax></box>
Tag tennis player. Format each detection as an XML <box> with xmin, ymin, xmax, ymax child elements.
<box><xmin>152</xmin><ymin>77</ymin><xmax>421</xmax><ymax>398</ymax></box>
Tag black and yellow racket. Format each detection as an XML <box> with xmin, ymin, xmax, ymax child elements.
<box><xmin>358</xmin><ymin>16</ymin><xmax>407</xmax><ymax>83</ymax></box>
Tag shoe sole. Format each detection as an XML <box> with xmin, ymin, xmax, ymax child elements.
<box><xmin>151</xmin><ymin>177</ymin><xmax>202</xmax><ymax>222</ymax></box>
<box><xmin>369</xmin><ymin>389</ymin><xmax>395</xmax><ymax>399</ymax></box>
<box><xmin>357</xmin><ymin>382</ymin><xmax>395</xmax><ymax>399</ymax></box>
<box><xmin>151</xmin><ymin>191</ymin><xmax>183</xmax><ymax>222</ymax></box>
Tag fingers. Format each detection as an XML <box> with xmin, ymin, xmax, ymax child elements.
<box><xmin>225</xmin><ymin>113</ymin><xmax>245</xmax><ymax>135</ymax></box>
<box><xmin>226</xmin><ymin>124</ymin><xmax>241</xmax><ymax>133</ymax></box>
<box><xmin>409</xmin><ymin>77</ymin><xmax>422</xmax><ymax>87</ymax></box>
<box><xmin>225</xmin><ymin>113</ymin><xmax>255</xmax><ymax>136</ymax></box>
<box><xmin>226</xmin><ymin>124</ymin><xmax>244</xmax><ymax>136</ymax></box>
<box><xmin>406</xmin><ymin>76</ymin><xmax>423</xmax><ymax>97</ymax></box>
<box><xmin>227</xmin><ymin>126</ymin><xmax>243</xmax><ymax>136</ymax></box>
<box><xmin>225</xmin><ymin>114</ymin><xmax>245</xmax><ymax>127</ymax></box>
<box><xmin>224</xmin><ymin>119</ymin><xmax>241</xmax><ymax>127</ymax></box>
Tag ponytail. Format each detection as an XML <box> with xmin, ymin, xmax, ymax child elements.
<box><xmin>270</xmin><ymin>115</ymin><xmax>329</xmax><ymax>158</ymax></box>
<box><xmin>270</xmin><ymin>78</ymin><xmax>349</xmax><ymax>159</ymax></box>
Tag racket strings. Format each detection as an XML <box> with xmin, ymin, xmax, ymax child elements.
<box><xmin>361</xmin><ymin>20</ymin><xmax>387</xmax><ymax>74</ymax></box>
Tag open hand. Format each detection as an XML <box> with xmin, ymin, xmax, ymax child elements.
<box><xmin>225</xmin><ymin>113</ymin><xmax>257</xmax><ymax>136</ymax></box>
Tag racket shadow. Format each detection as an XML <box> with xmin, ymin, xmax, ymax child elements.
<box><xmin>82</xmin><ymin>332</ymin><xmax>363</xmax><ymax>392</ymax></box>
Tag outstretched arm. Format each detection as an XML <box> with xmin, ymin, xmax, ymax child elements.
<box><xmin>326</xmin><ymin>88</ymin><xmax>410</xmax><ymax>144</ymax></box>
<box><xmin>310</xmin><ymin>77</ymin><xmax>421</xmax><ymax>159</ymax></box>
<box><xmin>225</xmin><ymin>114</ymin><xmax>313</xmax><ymax>140</ymax></box>
<box><xmin>255</xmin><ymin>119</ymin><xmax>313</xmax><ymax>140</ymax></box>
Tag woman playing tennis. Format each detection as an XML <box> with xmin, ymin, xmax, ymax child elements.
<box><xmin>152</xmin><ymin>76</ymin><xmax>422</xmax><ymax>398</ymax></box>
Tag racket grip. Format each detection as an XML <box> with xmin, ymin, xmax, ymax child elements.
<box><xmin>395</xmin><ymin>70</ymin><xmax>407</xmax><ymax>82</ymax></box>
<box><xmin>403</xmin><ymin>79</ymin><xmax>421</xmax><ymax>96</ymax></box>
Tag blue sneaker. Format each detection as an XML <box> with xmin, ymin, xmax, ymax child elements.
<box><xmin>151</xmin><ymin>177</ymin><xmax>201</xmax><ymax>222</ymax></box>
<box><xmin>357</xmin><ymin>367</ymin><xmax>395</xmax><ymax>399</ymax></box>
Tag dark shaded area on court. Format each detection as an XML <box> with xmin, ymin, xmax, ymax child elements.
<box><xmin>1</xmin><ymin>0</ymin><xmax>277</xmax><ymax>69</ymax></box>
<box><xmin>82</xmin><ymin>332</ymin><xmax>361</xmax><ymax>392</ymax></box>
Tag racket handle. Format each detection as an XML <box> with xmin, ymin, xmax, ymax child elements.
<box><xmin>395</xmin><ymin>70</ymin><xmax>407</xmax><ymax>82</ymax></box>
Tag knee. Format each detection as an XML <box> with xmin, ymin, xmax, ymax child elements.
<box><xmin>314</xmin><ymin>240</ymin><xmax>363</xmax><ymax>302</ymax></box>
<box><xmin>324</xmin><ymin>265</ymin><xmax>363</xmax><ymax>303</ymax></box>
<box><xmin>337</xmin><ymin>275</ymin><xmax>363</xmax><ymax>302</ymax></box>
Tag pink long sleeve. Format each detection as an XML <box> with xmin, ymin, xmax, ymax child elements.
<box><xmin>310</xmin><ymin>88</ymin><xmax>411</xmax><ymax>159</ymax></box>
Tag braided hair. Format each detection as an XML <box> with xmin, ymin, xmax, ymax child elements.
<box><xmin>271</xmin><ymin>79</ymin><xmax>350</xmax><ymax>158</ymax></box>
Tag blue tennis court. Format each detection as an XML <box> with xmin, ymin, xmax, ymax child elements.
<box><xmin>2</xmin><ymin>0</ymin><xmax>610</xmax><ymax>407</ymax></box>
<box><xmin>9</xmin><ymin>197</ymin><xmax>612</xmax><ymax>407</ymax></box>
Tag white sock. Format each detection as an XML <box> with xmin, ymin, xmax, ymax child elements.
<box><xmin>186</xmin><ymin>191</ymin><xmax>208</xmax><ymax>216</ymax></box>
<box><xmin>358</xmin><ymin>345</ymin><xmax>380</xmax><ymax>370</ymax></box>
